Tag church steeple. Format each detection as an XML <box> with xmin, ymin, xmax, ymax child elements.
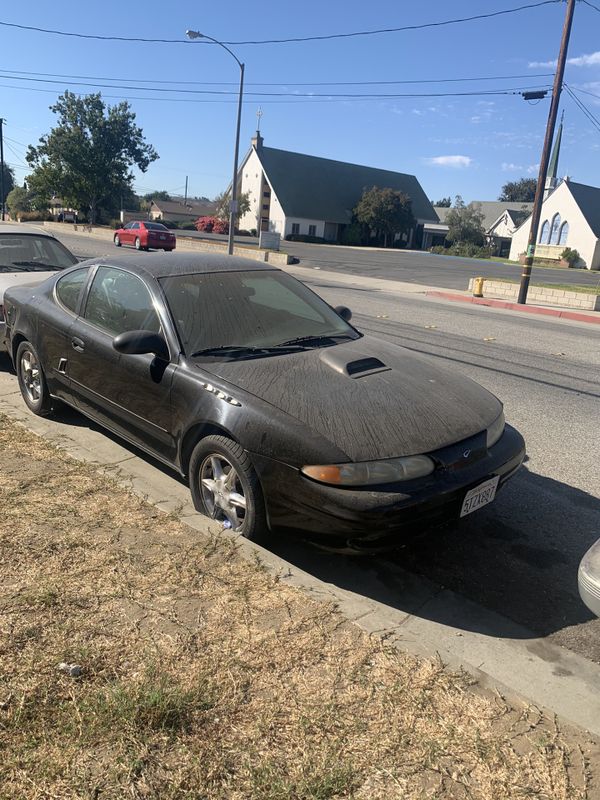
<box><xmin>544</xmin><ymin>111</ymin><xmax>563</xmax><ymax>199</ymax></box>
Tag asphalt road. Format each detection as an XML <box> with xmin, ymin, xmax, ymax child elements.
<box><xmin>60</xmin><ymin>228</ymin><xmax>600</xmax><ymax>292</ymax></box>
<box><xmin>28</xmin><ymin>233</ymin><xmax>600</xmax><ymax>662</ymax></box>
<box><xmin>280</xmin><ymin>241</ymin><xmax>600</xmax><ymax>291</ymax></box>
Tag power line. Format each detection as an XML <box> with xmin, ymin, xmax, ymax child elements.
<box><xmin>0</xmin><ymin>1</ymin><xmax>562</xmax><ymax>46</ymax></box>
<box><xmin>581</xmin><ymin>0</ymin><xmax>600</xmax><ymax>12</ymax></box>
<box><xmin>0</xmin><ymin>75</ymin><xmax>548</xmax><ymax>98</ymax></box>
<box><xmin>0</xmin><ymin>75</ymin><xmax>549</xmax><ymax>101</ymax></box>
<box><xmin>564</xmin><ymin>85</ymin><xmax>600</xmax><ymax>134</ymax></box>
<box><xmin>0</xmin><ymin>66</ymin><xmax>555</xmax><ymax>87</ymax></box>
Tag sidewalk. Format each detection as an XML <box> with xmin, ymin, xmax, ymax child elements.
<box><xmin>426</xmin><ymin>288</ymin><xmax>600</xmax><ymax>325</ymax></box>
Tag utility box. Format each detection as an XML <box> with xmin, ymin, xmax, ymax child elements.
<box><xmin>259</xmin><ymin>231</ymin><xmax>281</xmax><ymax>251</ymax></box>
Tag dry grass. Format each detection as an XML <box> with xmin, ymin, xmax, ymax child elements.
<box><xmin>0</xmin><ymin>414</ymin><xmax>598</xmax><ymax>799</ymax></box>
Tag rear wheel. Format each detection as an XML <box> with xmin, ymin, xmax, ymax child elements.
<box><xmin>16</xmin><ymin>341</ymin><xmax>54</xmax><ymax>417</ymax></box>
<box><xmin>135</xmin><ymin>236</ymin><xmax>144</xmax><ymax>251</ymax></box>
<box><xmin>114</xmin><ymin>234</ymin><xmax>121</xmax><ymax>247</ymax></box>
<box><xmin>189</xmin><ymin>435</ymin><xmax>268</xmax><ymax>542</ymax></box>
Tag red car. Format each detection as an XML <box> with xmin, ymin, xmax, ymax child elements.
<box><xmin>114</xmin><ymin>221</ymin><xmax>176</xmax><ymax>252</ymax></box>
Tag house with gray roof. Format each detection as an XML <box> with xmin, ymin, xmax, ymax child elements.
<box><xmin>424</xmin><ymin>201</ymin><xmax>533</xmax><ymax>255</ymax></box>
<box><xmin>149</xmin><ymin>198</ymin><xmax>216</xmax><ymax>222</ymax></box>
<box><xmin>237</xmin><ymin>133</ymin><xmax>437</xmax><ymax>246</ymax></box>
<box><xmin>509</xmin><ymin>179</ymin><xmax>600</xmax><ymax>269</ymax></box>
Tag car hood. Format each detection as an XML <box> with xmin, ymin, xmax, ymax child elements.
<box><xmin>204</xmin><ymin>335</ymin><xmax>503</xmax><ymax>462</ymax></box>
<box><xmin>0</xmin><ymin>271</ymin><xmax>57</xmax><ymax>300</ymax></box>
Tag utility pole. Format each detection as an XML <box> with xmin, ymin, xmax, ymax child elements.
<box><xmin>518</xmin><ymin>0</ymin><xmax>575</xmax><ymax>305</ymax></box>
<box><xmin>0</xmin><ymin>118</ymin><xmax>5</xmax><ymax>221</ymax></box>
<box><xmin>184</xmin><ymin>175</ymin><xmax>188</xmax><ymax>205</ymax></box>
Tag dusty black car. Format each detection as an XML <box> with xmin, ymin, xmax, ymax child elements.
<box><xmin>3</xmin><ymin>253</ymin><xmax>525</xmax><ymax>548</ymax></box>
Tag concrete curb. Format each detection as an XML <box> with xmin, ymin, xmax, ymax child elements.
<box><xmin>1</xmin><ymin>367</ymin><xmax>600</xmax><ymax>737</ymax></box>
<box><xmin>426</xmin><ymin>290</ymin><xmax>600</xmax><ymax>325</ymax></box>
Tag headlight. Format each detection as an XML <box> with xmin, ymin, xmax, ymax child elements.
<box><xmin>301</xmin><ymin>455</ymin><xmax>435</xmax><ymax>486</ymax></box>
<box><xmin>486</xmin><ymin>411</ymin><xmax>505</xmax><ymax>448</ymax></box>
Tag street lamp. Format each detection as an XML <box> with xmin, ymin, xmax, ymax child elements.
<box><xmin>186</xmin><ymin>29</ymin><xmax>245</xmax><ymax>256</ymax></box>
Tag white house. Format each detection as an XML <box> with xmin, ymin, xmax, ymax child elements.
<box><xmin>236</xmin><ymin>133</ymin><xmax>437</xmax><ymax>245</ymax></box>
<box><xmin>509</xmin><ymin>179</ymin><xmax>600</xmax><ymax>270</ymax></box>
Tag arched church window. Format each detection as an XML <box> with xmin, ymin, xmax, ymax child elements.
<box><xmin>558</xmin><ymin>221</ymin><xmax>569</xmax><ymax>246</ymax></box>
<box><xmin>550</xmin><ymin>213</ymin><xmax>561</xmax><ymax>245</ymax></box>
<box><xmin>539</xmin><ymin>220</ymin><xmax>550</xmax><ymax>243</ymax></box>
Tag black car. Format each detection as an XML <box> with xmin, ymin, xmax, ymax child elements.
<box><xmin>3</xmin><ymin>253</ymin><xmax>525</xmax><ymax>549</ymax></box>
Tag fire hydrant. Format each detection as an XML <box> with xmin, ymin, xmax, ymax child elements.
<box><xmin>473</xmin><ymin>276</ymin><xmax>485</xmax><ymax>298</ymax></box>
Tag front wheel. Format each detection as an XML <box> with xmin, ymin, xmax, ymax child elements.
<box><xmin>16</xmin><ymin>341</ymin><xmax>54</xmax><ymax>417</ymax></box>
<box><xmin>114</xmin><ymin>234</ymin><xmax>121</xmax><ymax>247</ymax></box>
<box><xmin>189</xmin><ymin>435</ymin><xmax>268</xmax><ymax>542</ymax></box>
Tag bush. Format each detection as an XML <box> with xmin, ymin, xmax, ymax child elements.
<box><xmin>159</xmin><ymin>219</ymin><xmax>179</xmax><ymax>229</ymax></box>
<box><xmin>560</xmin><ymin>247</ymin><xmax>580</xmax><ymax>267</ymax></box>
<box><xmin>285</xmin><ymin>234</ymin><xmax>328</xmax><ymax>244</ymax></box>
<box><xmin>179</xmin><ymin>222</ymin><xmax>196</xmax><ymax>231</ymax></box>
<box><xmin>195</xmin><ymin>216</ymin><xmax>228</xmax><ymax>234</ymax></box>
<box><xmin>17</xmin><ymin>211</ymin><xmax>52</xmax><ymax>222</ymax></box>
<box><xmin>430</xmin><ymin>242</ymin><xmax>492</xmax><ymax>259</ymax></box>
<box><xmin>339</xmin><ymin>223</ymin><xmax>365</xmax><ymax>247</ymax></box>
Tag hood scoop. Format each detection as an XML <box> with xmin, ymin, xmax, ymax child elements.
<box><xmin>320</xmin><ymin>349</ymin><xmax>391</xmax><ymax>379</ymax></box>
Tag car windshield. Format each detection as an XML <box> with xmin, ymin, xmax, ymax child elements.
<box><xmin>159</xmin><ymin>269</ymin><xmax>360</xmax><ymax>358</ymax></box>
<box><xmin>145</xmin><ymin>223</ymin><xmax>168</xmax><ymax>231</ymax></box>
<box><xmin>0</xmin><ymin>234</ymin><xmax>78</xmax><ymax>273</ymax></box>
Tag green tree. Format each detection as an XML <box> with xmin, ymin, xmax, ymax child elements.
<box><xmin>214</xmin><ymin>189</ymin><xmax>251</xmax><ymax>222</ymax></box>
<box><xmin>143</xmin><ymin>190</ymin><xmax>171</xmax><ymax>202</ymax></box>
<box><xmin>445</xmin><ymin>196</ymin><xmax>486</xmax><ymax>245</ymax></box>
<box><xmin>499</xmin><ymin>178</ymin><xmax>536</xmax><ymax>202</ymax></box>
<box><xmin>434</xmin><ymin>196</ymin><xmax>452</xmax><ymax>207</ymax></box>
<box><xmin>1</xmin><ymin>163</ymin><xmax>15</xmax><ymax>209</ymax></box>
<box><xmin>354</xmin><ymin>186</ymin><xmax>415</xmax><ymax>247</ymax></box>
<box><xmin>26</xmin><ymin>91</ymin><xmax>158</xmax><ymax>224</ymax></box>
<box><xmin>6</xmin><ymin>184</ymin><xmax>31</xmax><ymax>216</ymax></box>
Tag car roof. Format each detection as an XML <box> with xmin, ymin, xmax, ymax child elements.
<box><xmin>0</xmin><ymin>223</ymin><xmax>58</xmax><ymax>238</ymax></box>
<box><xmin>80</xmin><ymin>251</ymin><xmax>277</xmax><ymax>279</ymax></box>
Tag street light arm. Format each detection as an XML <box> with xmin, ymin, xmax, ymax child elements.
<box><xmin>195</xmin><ymin>33</ymin><xmax>244</xmax><ymax>70</ymax></box>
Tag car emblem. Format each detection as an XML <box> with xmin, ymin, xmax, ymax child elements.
<box><xmin>463</xmin><ymin>449</ymin><xmax>471</xmax><ymax>459</ymax></box>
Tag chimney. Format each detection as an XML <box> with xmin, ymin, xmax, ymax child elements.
<box><xmin>251</xmin><ymin>131</ymin><xmax>263</xmax><ymax>151</ymax></box>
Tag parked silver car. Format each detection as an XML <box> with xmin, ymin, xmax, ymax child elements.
<box><xmin>0</xmin><ymin>224</ymin><xmax>78</xmax><ymax>351</ymax></box>
<box><xmin>579</xmin><ymin>540</ymin><xmax>600</xmax><ymax>617</ymax></box>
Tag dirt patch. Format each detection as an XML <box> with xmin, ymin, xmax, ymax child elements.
<box><xmin>0</xmin><ymin>414</ymin><xmax>598</xmax><ymax>799</ymax></box>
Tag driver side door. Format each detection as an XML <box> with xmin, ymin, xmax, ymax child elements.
<box><xmin>66</xmin><ymin>265</ymin><xmax>178</xmax><ymax>462</ymax></box>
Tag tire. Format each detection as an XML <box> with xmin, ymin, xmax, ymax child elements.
<box><xmin>189</xmin><ymin>435</ymin><xmax>268</xmax><ymax>542</ymax></box>
<box><xmin>114</xmin><ymin>234</ymin><xmax>121</xmax><ymax>247</ymax></box>
<box><xmin>16</xmin><ymin>341</ymin><xmax>54</xmax><ymax>417</ymax></box>
<box><xmin>135</xmin><ymin>237</ymin><xmax>143</xmax><ymax>251</ymax></box>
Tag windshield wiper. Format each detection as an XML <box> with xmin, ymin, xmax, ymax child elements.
<box><xmin>191</xmin><ymin>343</ymin><xmax>307</xmax><ymax>358</ymax></box>
<box><xmin>12</xmin><ymin>261</ymin><xmax>62</xmax><ymax>271</ymax></box>
<box><xmin>275</xmin><ymin>333</ymin><xmax>355</xmax><ymax>348</ymax></box>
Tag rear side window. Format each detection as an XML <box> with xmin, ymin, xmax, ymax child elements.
<box><xmin>55</xmin><ymin>268</ymin><xmax>89</xmax><ymax>313</ymax></box>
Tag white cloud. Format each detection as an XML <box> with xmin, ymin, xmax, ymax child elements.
<box><xmin>424</xmin><ymin>155</ymin><xmax>472</xmax><ymax>168</ymax></box>
<box><xmin>527</xmin><ymin>164</ymin><xmax>540</xmax><ymax>174</ymax></box>
<box><xmin>529</xmin><ymin>50</ymin><xmax>600</xmax><ymax>68</ymax></box>
<box><xmin>411</xmin><ymin>108</ymin><xmax>423</xmax><ymax>116</ymax></box>
<box><xmin>502</xmin><ymin>162</ymin><xmax>523</xmax><ymax>172</ymax></box>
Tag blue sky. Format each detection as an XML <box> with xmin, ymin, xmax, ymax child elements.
<box><xmin>1</xmin><ymin>0</ymin><xmax>599</xmax><ymax>205</ymax></box>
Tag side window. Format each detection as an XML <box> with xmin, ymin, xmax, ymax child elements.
<box><xmin>55</xmin><ymin>268</ymin><xmax>89</xmax><ymax>313</ymax></box>
<box><xmin>84</xmin><ymin>267</ymin><xmax>161</xmax><ymax>336</ymax></box>
<box><xmin>131</xmin><ymin>222</ymin><xmax>140</xmax><ymax>230</ymax></box>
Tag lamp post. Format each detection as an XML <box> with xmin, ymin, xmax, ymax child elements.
<box><xmin>186</xmin><ymin>29</ymin><xmax>244</xmax><ymax>256</ymax></box>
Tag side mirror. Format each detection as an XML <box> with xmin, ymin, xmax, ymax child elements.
<box><xmin>334</xmin><ymin>305</ymin><xmax>352</xmax><ymax>322</ymax></box>
<box><xmin>113</xmin><ymin>330</ymin><xmax>169</xmax><ymax>361</ymax></box>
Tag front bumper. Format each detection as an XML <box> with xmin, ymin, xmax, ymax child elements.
<box><xmin>252</xmin><ymin>424</ymin><xmax>525</xmax><ymax>547</ymax></box>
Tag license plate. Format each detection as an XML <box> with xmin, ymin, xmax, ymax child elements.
<box><xmin>160</xmin><ymin>234</ymin><xmax>166</xmax><ymax>240</ymax></box>
<box><xmin>460</xmin><ymin>475</ymin><xmax>499</xmax><ymax>518</ymax></box>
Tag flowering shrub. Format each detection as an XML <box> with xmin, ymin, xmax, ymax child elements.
<box><xmin>195</xmin><ymin>216</ymin><xmax>229</xmax><ymax>234</ymax></box>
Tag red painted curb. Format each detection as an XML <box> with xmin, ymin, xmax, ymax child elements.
<box><xmin>425</xmin><ymin>290</ymin><xmax>600</xmax><ymax>325</ymax></box>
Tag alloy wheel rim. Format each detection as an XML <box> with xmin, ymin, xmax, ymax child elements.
<box><xmin>20</xmin><ymin>349</ymin><xmax>41</xmax><ymax>403</ymax></box>
<box><xmin>115</xmin><ymin>235</ymin><xmax>120</xmax><ymax>245</ymax></box>
<box><xmin>135</xmin><ymin>238</ymin><xmax>141</xmax><ymax>249</ymax></box>
<box><xmin>200</xmin><ymin>454</ymin><xmax>247</xmax><ymax>531</ymax></box>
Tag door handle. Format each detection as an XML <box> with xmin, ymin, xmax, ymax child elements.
<box><xmin>71</xmin><ymin>337</ymin><xmax>85</xmax><ymax>353</ymax></box>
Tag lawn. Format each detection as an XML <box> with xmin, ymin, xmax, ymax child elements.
<box><xmin>490</xmin><ymin>277</ymin><xmax>600</xmax><ymax>295</ymax></box>
<box><xmin>0</xmin><ymin>415</ymin><xmax>597</xmax><ymax>799</ymax></box>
